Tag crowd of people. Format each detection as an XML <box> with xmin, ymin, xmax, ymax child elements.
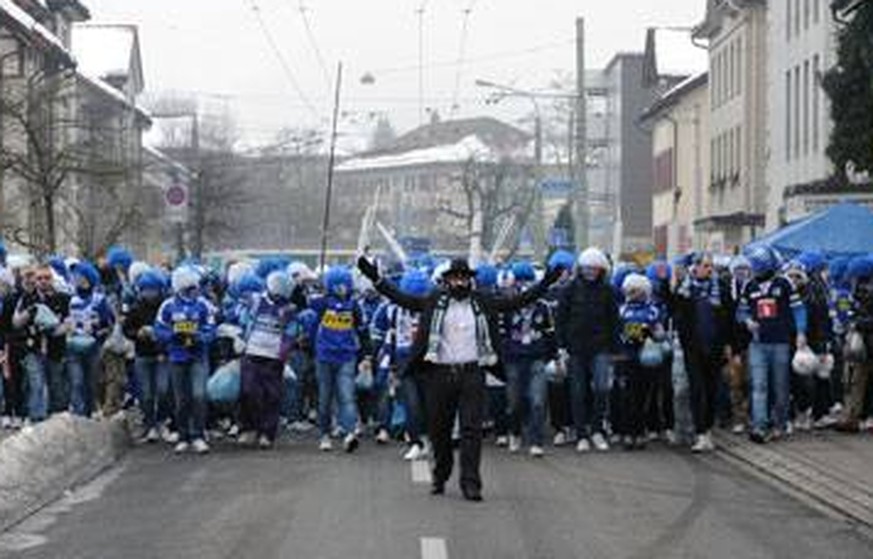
<box><xmin>2</xmin><ymin>241</ymin><xmax>872</xmax><ymax>464</ymax></box>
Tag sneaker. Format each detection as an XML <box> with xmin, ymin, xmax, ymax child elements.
<box><xmin>343</xmin><ymin>433</ymin><xmax>359</xmax><ymax>453</ymax></box>
<box><xmin>813</xmin><ymin>415</ymin><xmax>837</xmax><ymax>429</ymax></box>
<box><xmin>553</xmin><ymin>430</ymin><xmax>568</xmax><ymax>447</ymax></box>
<box><xmin>290</xmin><ymin>420</ymin><xmax>314</xmax><ymax>433</ymax></box>
<box><xmin>731</xmin><ymin>423</ymin><xmax>746</xmax><ymax>435</ymax></box>
<box><xmin>237</xmin><ymin>431</ymin><xmax>257</xmax><ymax>446</ymax></box>
<box><xmin>1</xmin><ymin>416</ymin><xmax>11</xmax><ymax>429</ymax></box>
<box><xmin>228</xmin><ymin>424</ymin><xmax>241</xmax><ymax>438</ymax></box>
<box><xmin>591</xmin><ymin>432</ymin><xmax>610</xmax><ymax>452</ymax></box>
<box><xmin>145</xmin><ymin>427</ymin><xmax>159</xmax><ymax>443</ymax></box>
<box><xmin>162</xmin><ymin>428</ymin><xmax>180</xmax><ymax>444</ymax></box>
<box><xmin>258</xmin><ymin>435</ymin><xmax>273</xmax><ymax>449</ymax></box>
<box><xmin>691</xmin><ymin>432</ymin><xmax>715</xmax><ymax>453</ymax></box>
<box><xmin>11</xmin><ymin>417</ymin><xmax>23</xmax><ymax>429</ymax></box>
<box><xmin>508</xmin><ymin>435</ymin><xmax>521</xmax><ymax>453</ymax></box>
<box><xmin>622</xmin><ymin>436</ymin><xmax>635</xmax><ymax>450</ymax></box>
<box><xmin>403</xmin><ymin>443</ymin><xmax>425</xmax><ymax>461</ymax></box>
<box><xmin>375</xmin><ymin>428</ymin><xmax>390</xmax><ymax>445</ymax></box>
<box><xmin>749</xmin><ymin>430</ymin><xmax>768</xmax><ymax>444</ymax></box>
<box><xmin>665</xmin><ymin>429</ymin><xmax>677</xmax><ymax>445</ymax></box>
<box><xmin>192</xmin><ymin>439</ymin><xmax>210</xmax><ymax>454</ymax></box>
<box><xmin>529</xmin><ymin>445</ymin><xmax>545</xmax><ymax>458</ymax></box>
<box><xmin>495</xmin><ymin>435</ymin><xmax>509</xmax><ymax>447</ymax></box>
<box><xmin>863</xmin><ymin>417</ymin><xmax>873</xmax><ymax>432</ymax></box>
<box><xmin>174</xmin><ymin>441</ymin><xmax>190</xmax><ymax>454</ymax></box>
<box><xmin>576</xmin><ymin>438</ymin><xmax>591</xmax><ymax>453</ymax></box>
<box><xmin>319</xmin><ymin>436</ymin><xmax>333</xmax><ymax>451</ymax></box>
<box><xmin>795</xmin><ymin>410</ymin><xmax>813</xmax><ymax>432</ymax></box>
<box><xmin>647</xmin><ymin>431</ymin><xmax>660</xmax><ymax>442</ymax></box>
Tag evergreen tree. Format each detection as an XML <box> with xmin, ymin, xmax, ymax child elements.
<box><xmin>822</xmin><ymin>2</ymin><xmax>873</xmax><ymax>179</ymax></box>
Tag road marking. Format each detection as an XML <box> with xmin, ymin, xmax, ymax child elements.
<box><xmin>420</xmin><ymin>537</ymin><xmax>448</xmax><ymax>559</ymax></box>
<box><xmin>411</xmin><ymin>459</ymin><xmax>432</xmax><ymax>484</ymax></box>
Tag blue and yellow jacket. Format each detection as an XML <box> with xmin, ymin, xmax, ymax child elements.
<box><xmin>155</xmin><ymin>295</ymin><xmax>216</xmax><ymax>364</ymax></box>
<box><xmin>310</xmin><ymin>295</ymin><xmax>370</xmax><ymax>365</ymax></box>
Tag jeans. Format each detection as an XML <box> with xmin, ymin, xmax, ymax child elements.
<box><xmin>505</xmin><ymin>359</ymin><xmax>548</xmax><ymax>446</ymax></box>
<box><xmin>67</xmin><ymin>347</ymin><xmax>101</xmax><ymax>417</ymax></box>
<box><xmin>171</xmin><ymin>360</ymin><xmax>208</xmax><ymax>442</ymax></box>
<box><xmin>135</xmin><ymin>356</ymin><xmax>169</xmax><ymax>430</ymax></box>
<box><xmin>401</xmin><ymin>374</ymin><xmax>425</xmax><ymax>443</ymax></box>
<box><xmin>568</xmin><ymin>353</ymin><xmax>612</xmax><ymax>437</ymax></box>
<box><xmin>46</xmin><ymin>358</ymin><xmax>68</xmax><ymax>414</ymax></box>
<box><xmin>748</xmin><ymin>342</ymin><xmax>791</xmax><ymax>433</ymax></box>
<box><xmin>316</xmin><ymin>360</ymin><xmax>357</xmax><ymax>437</ymax></box>
<box><xmin>22</xmin><ymin>353</ymin><xmax>47</xmax><ymax>422</ymax></box>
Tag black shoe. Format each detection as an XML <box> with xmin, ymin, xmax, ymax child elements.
<box><xmin>461</xmin><ymin>487</ymin><xmax>483</xmax><ymax>502</ymax></box>
<box><xmin>430</xmin><ymin>483</ymin><xmax>445</xmax><ymax>496</ymax></box>
<box><xmin>749</xmin><ymin>431</ymin><xmax>767</xmax><ymax>444</ymax></box>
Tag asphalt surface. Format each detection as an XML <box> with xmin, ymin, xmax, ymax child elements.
<box><xmin>1</xmin><ymin>436</ymin><xmax>871</xmax><ymax>559</ymax></box>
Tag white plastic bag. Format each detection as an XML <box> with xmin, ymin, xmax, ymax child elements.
<box><xmin>639</xmin><ymin>338</ymin><xmax>665</xmax><ymax>368</ymax></box>
<box><xmin>792</xmin><ymin>346</ymin><xmax>818</xmax><ymax>376</ymax></box>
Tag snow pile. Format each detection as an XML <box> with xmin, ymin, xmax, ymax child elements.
<box><xmin>0</xmin><ymin>413</ymin><xmax>130</xmax><ymax>532</ymax></box>
<box><xmin>336</xmin><ymin>135</ymin><xmax>518</xmax><ymax>172</ymax></box>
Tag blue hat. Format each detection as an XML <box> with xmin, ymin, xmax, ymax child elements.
<box><xmin>476</xmin><ymin>264</ymin><xmax>499</xmax><ymax>289</ymax></box>
<box><xmin>743</xmin><ymin>244</ymin><xmax>781</xmax><ymax>277</ymax></box>
<box><xmin>107</xmin><ymin>246</ymin><xmax>134</xmax><ymax>271</ymax></box>
<box><xmin>796</xmin><ymin>251</ymin><xmax>827</xmax><ymax>274</ymax></box>
<box><xmin>136</xmin><ymin>270</ymin><xmax>166</xmax><ymax>293</ymax></box>
<box><xmin>547</xmin><ymin>250</ymin><xmax>576</xmax><ymax>272</ymax></box>
<box><xmin>324</xmin><ymin>266</ymin><xmax>354</xmax><ymax>296</ymax></box>
<box><xmin>72</xmin><ymin>261</ymin><xmax>101</xmax><ymax>289</ymax></box>
<box><xmin>511</xmin><ymin>261</ymin><xmax>536</xmax><ymax>283</ymax></box>
<box><xmin>846</xmin><ymin>255</ymin><xmax>873</xmax><ymax>281</ymax></box>
<box><xmin>645</xmin><ymin>260</ymin><xmax>672</xmax><ymax>284</ymax></box>
<box><xmin>399</xmin><ymin>269</ymin><xmax>432</xmax><ymax>297</ymax></box>
<box><xmin>236</xmin><ymin>272</ymin><xmax>265</xmax><ymax>296</ymax></box>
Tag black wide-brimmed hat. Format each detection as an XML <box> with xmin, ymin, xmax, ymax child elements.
<box><xmin>442</xmin><ymin>258</ymin><xmax>476</xmax><ymax>278</ymax></box>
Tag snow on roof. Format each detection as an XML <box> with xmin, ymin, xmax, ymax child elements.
<box><xmin>0</xmin><ymin>0</ymin><xmax>71</xmax><ymax>59</ymax></box>
<box><xmin>77</xmin><ymin>71</ymin><xmax>151</xmax><ymax>122</ymax></box>
<box><xmin>143</xmin><ymin>145</ymin><xmax>192</xmax><ymax>176</ymax></box>
<box><xmin>653</xmin><ymin>28</ymin><xmax>708</xmax><ymax>76</ymax></box>
<box><xmin>336</xmin><ymin>135</ymin><xmax>520</xmax><ymax>173</ymax></box>
<box><xmin>71</xmin><ymin>24</ymin><xmax>134</xmax><ymax>80</ymax></box>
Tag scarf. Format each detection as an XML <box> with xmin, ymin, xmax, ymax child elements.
<box><xmin>424</xmin><ymin>294</ymin><xmax>498</xmax><ymax>367</ymax></box>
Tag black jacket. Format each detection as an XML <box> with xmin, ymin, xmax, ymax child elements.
<box><xmin>374</xmin><ymin>278</ymin><xmax>550</xmax><ymax>371</ymax></box>
<box><xmin>122</xmin><ymin>297</ymin><xmax>164</xmax><ymax>357</ymax></box>
<box><xmin>555</xmin><ymin>277</ymin><xmax>620</xmax><ymax>356</ymax></box>
<box><xmin>8</xmin><ymin>289</ymin><xmax>70</xmax><ymax>360</ymax></box>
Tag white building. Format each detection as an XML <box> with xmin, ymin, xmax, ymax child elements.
<box><xmin>693</xmin><ymin>0</ymin><xmax>768</xmax><ymax>254</ymax></box>
<box><xmin>766</xmin><ymin>0</ymin><xmax>873</xmax><ymax>225</ymax></box>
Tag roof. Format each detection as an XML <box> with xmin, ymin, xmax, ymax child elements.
<box><xmin>0</xmin><ymin>0</ymin><xmax>73</xmax><ymax>64</ymax></box>
<box><xmin>77</xmin><ymin>71</ymin><xmax>151</xmax><ymax>124</ymax></box>
<box><xmin>47</xmin><ymin>0</ymin><xmax>89</xmax><ymax>20</ymax></box>
<box><xmin>376</xmin><ymin>117</ymin><xmax>530</xmax><ymax>157</ymax></box>
<box><xmin>71</xmin><ymin>24</ymin><xmax>142</xmax><ymax>90</ymax></box>
<box><xmin>336</xmin><ymin>134</ymin><xmax>519</xmax><ymax>173</ymax></box>
<box><xmin>639</xmin><ymin>71</ymin><xmax>708</xmax><ymax>122</ymax></box>
<box><xmin>143</xmin><ymin>145</ymin><xmax>192</xmax><ymax>177</ymax></box>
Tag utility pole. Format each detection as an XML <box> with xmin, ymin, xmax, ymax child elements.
<box><xmin>319</xmin><ymin>61</ymin><xmax>343</xmax><ymax>271</ymax></box>
<box><xmin>575</xmin><ymin>17</ymin><xmax>589</xmax><ymax>250</ymax></box>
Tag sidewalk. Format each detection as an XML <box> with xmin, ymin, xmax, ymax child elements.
<box><xmin>715</xmin><ymin>430</ymin><xmax>873</xmax><ymax>527</ymax></box>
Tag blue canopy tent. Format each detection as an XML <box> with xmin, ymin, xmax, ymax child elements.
<box><xmin>747</xmin><ymin>203</ymin><xmax>873</xmax><ymax>260</ymax></box>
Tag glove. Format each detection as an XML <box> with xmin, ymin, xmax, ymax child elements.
<box><xmin>357</xmin><ymin>256</ymin><xmax>380</xmax><ymax>283</ymax></box>
<box><xmin>543</xmin><ymin>265</ymin><xmax>563</xmax><ymax>287</ymax></box>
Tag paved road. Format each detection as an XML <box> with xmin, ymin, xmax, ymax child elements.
<box><xmin>1</xmin><ymin>437</ymin><xmax>871</xmax><ymax>559</ymax></box>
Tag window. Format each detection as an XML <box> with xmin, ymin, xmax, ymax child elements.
<box><xmin>737</xmin><ymin>36</ymin><xmax>743</xmax><ymax>94</ymax></box>
<box><xmin>795</xmin><ymin>0</ymin><xmax>801</xmax><ymax>36</ymax></box>
<box><xmin>804</xmin><ymin>0</ymin><xmax>810</xmax><ymax>30</ymax></box>
<box><xmin>787</xmin><ymin>0</ymin><xmax>792</xmax><ymax>41</ymax></box>
<box><xmin>654</xmin><ymin>149</ymin><xmax>674</xmax><ymax>194</ymax></box>
<box><xmin>736</xmin><ymin>125</ymin><xmax>742</xmax><ymax>179</ymax></box>
<box><xmin>786</xmin><ymin>70</ymin><xmax>792</xmax><ymax>161</ymax></box>
<box><xmin>803</xmin><ymin>60</ymin><xmax>810</xmax><ymax>156</ymax></box>
<box><xmin>813</xmin><ymin>54</ymin><xmax>821</xmax><ymax>152</ymax></box>
<box><xmin>794</xmin><ymin>65</ymin><xmax>801</xmax><ymax>159</ymax></box>
<box><xmin>813</xmin><ymin>0</ymin><xmax>820</xmax><ymax>24</ymax></box>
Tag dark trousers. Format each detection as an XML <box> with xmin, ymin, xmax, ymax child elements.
<box><xmin>685</xmin><ymin>344</ymin><xmax>723</xmax><ymax>434</ymax></box>
<box><xmin>646</xmin><ymin>356</ymin><xmax>674</xmax><ymax>433</ymax></box>
<box><xmin>424</xmin><ymin>364</ymin><xmax>485</xmax><ymax>492</ymax></box>
<box><xmin>240</xmin><ymin>356</ymin><xmax>284</xmax><ymax>440</ymax></box>
<box><xmin>615</xmin><ymin>360</ymin><xmax>654</xmax><ymax>438</ymax></box>
<box><xmin>548</xmin><ymin>377</ymin><xmax>572</xmax><ymax>431</ymax></box>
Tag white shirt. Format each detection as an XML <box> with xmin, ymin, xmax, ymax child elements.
<box><xmin>436</xmin><ymin>298</ymin><xmax>478</xmax><ymax>365</ymax></box>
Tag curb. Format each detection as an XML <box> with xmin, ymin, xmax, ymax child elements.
<box><xmin>714</xmin><ymin>432</ymin><xmax>873</xmax><ymax>528</ymax></box>
<box><xmin>0</xmin><ymin>412</ymin><xmax>131</xmax><ymax>533</ymax></box>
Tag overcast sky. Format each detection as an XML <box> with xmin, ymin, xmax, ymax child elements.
<box><xmin>86</xmin><ymin>0</ymin><xmax>706</xmax><ymax>148</ymax></box>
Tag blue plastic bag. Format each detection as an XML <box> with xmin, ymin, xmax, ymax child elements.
<box><xmin>207</xmin><ymin>360</ymin><xmax>241</xmax><ymax>403</ymax></box>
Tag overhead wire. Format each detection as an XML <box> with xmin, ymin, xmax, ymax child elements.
<box><xmin>242</xmin><ymin>0</ymin><xmax>321</xmax><ymax>120</ymax></box>
<box><xmin>450</xmin><ymin>0</ymin><xmax>478</xmax><ymax>115</ymax></box>
<box><xmin>296</xmin><ymin>0</ymin><xmax>333</xmax><ymax>93</ymax></box>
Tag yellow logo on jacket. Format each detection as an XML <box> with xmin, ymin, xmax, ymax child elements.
<box><xmin>321</xmin><ymin>310</ymin><xmax>353</xmax><ymax>331</ymax></box>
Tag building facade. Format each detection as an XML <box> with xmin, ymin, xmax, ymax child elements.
<box><xmin>693</xmin><ymin>0</ymin><xmax>768</xmax><ymax>254</ymax></box>
<box><xmin>641</xmin><ymin>73</ymin><xmax>710</xmax><ymax>260</ymax></box>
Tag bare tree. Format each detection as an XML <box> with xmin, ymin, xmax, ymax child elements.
<box><xmin>440</xmin><ymin>156</ymin><xmax>536</xmax><ymax>263</ymax></box>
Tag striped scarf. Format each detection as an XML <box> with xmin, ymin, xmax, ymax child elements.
<box><xmin>424</xmin><ymin>295</ymin><xmax>498</xmax><ymax>367</ymax></box>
